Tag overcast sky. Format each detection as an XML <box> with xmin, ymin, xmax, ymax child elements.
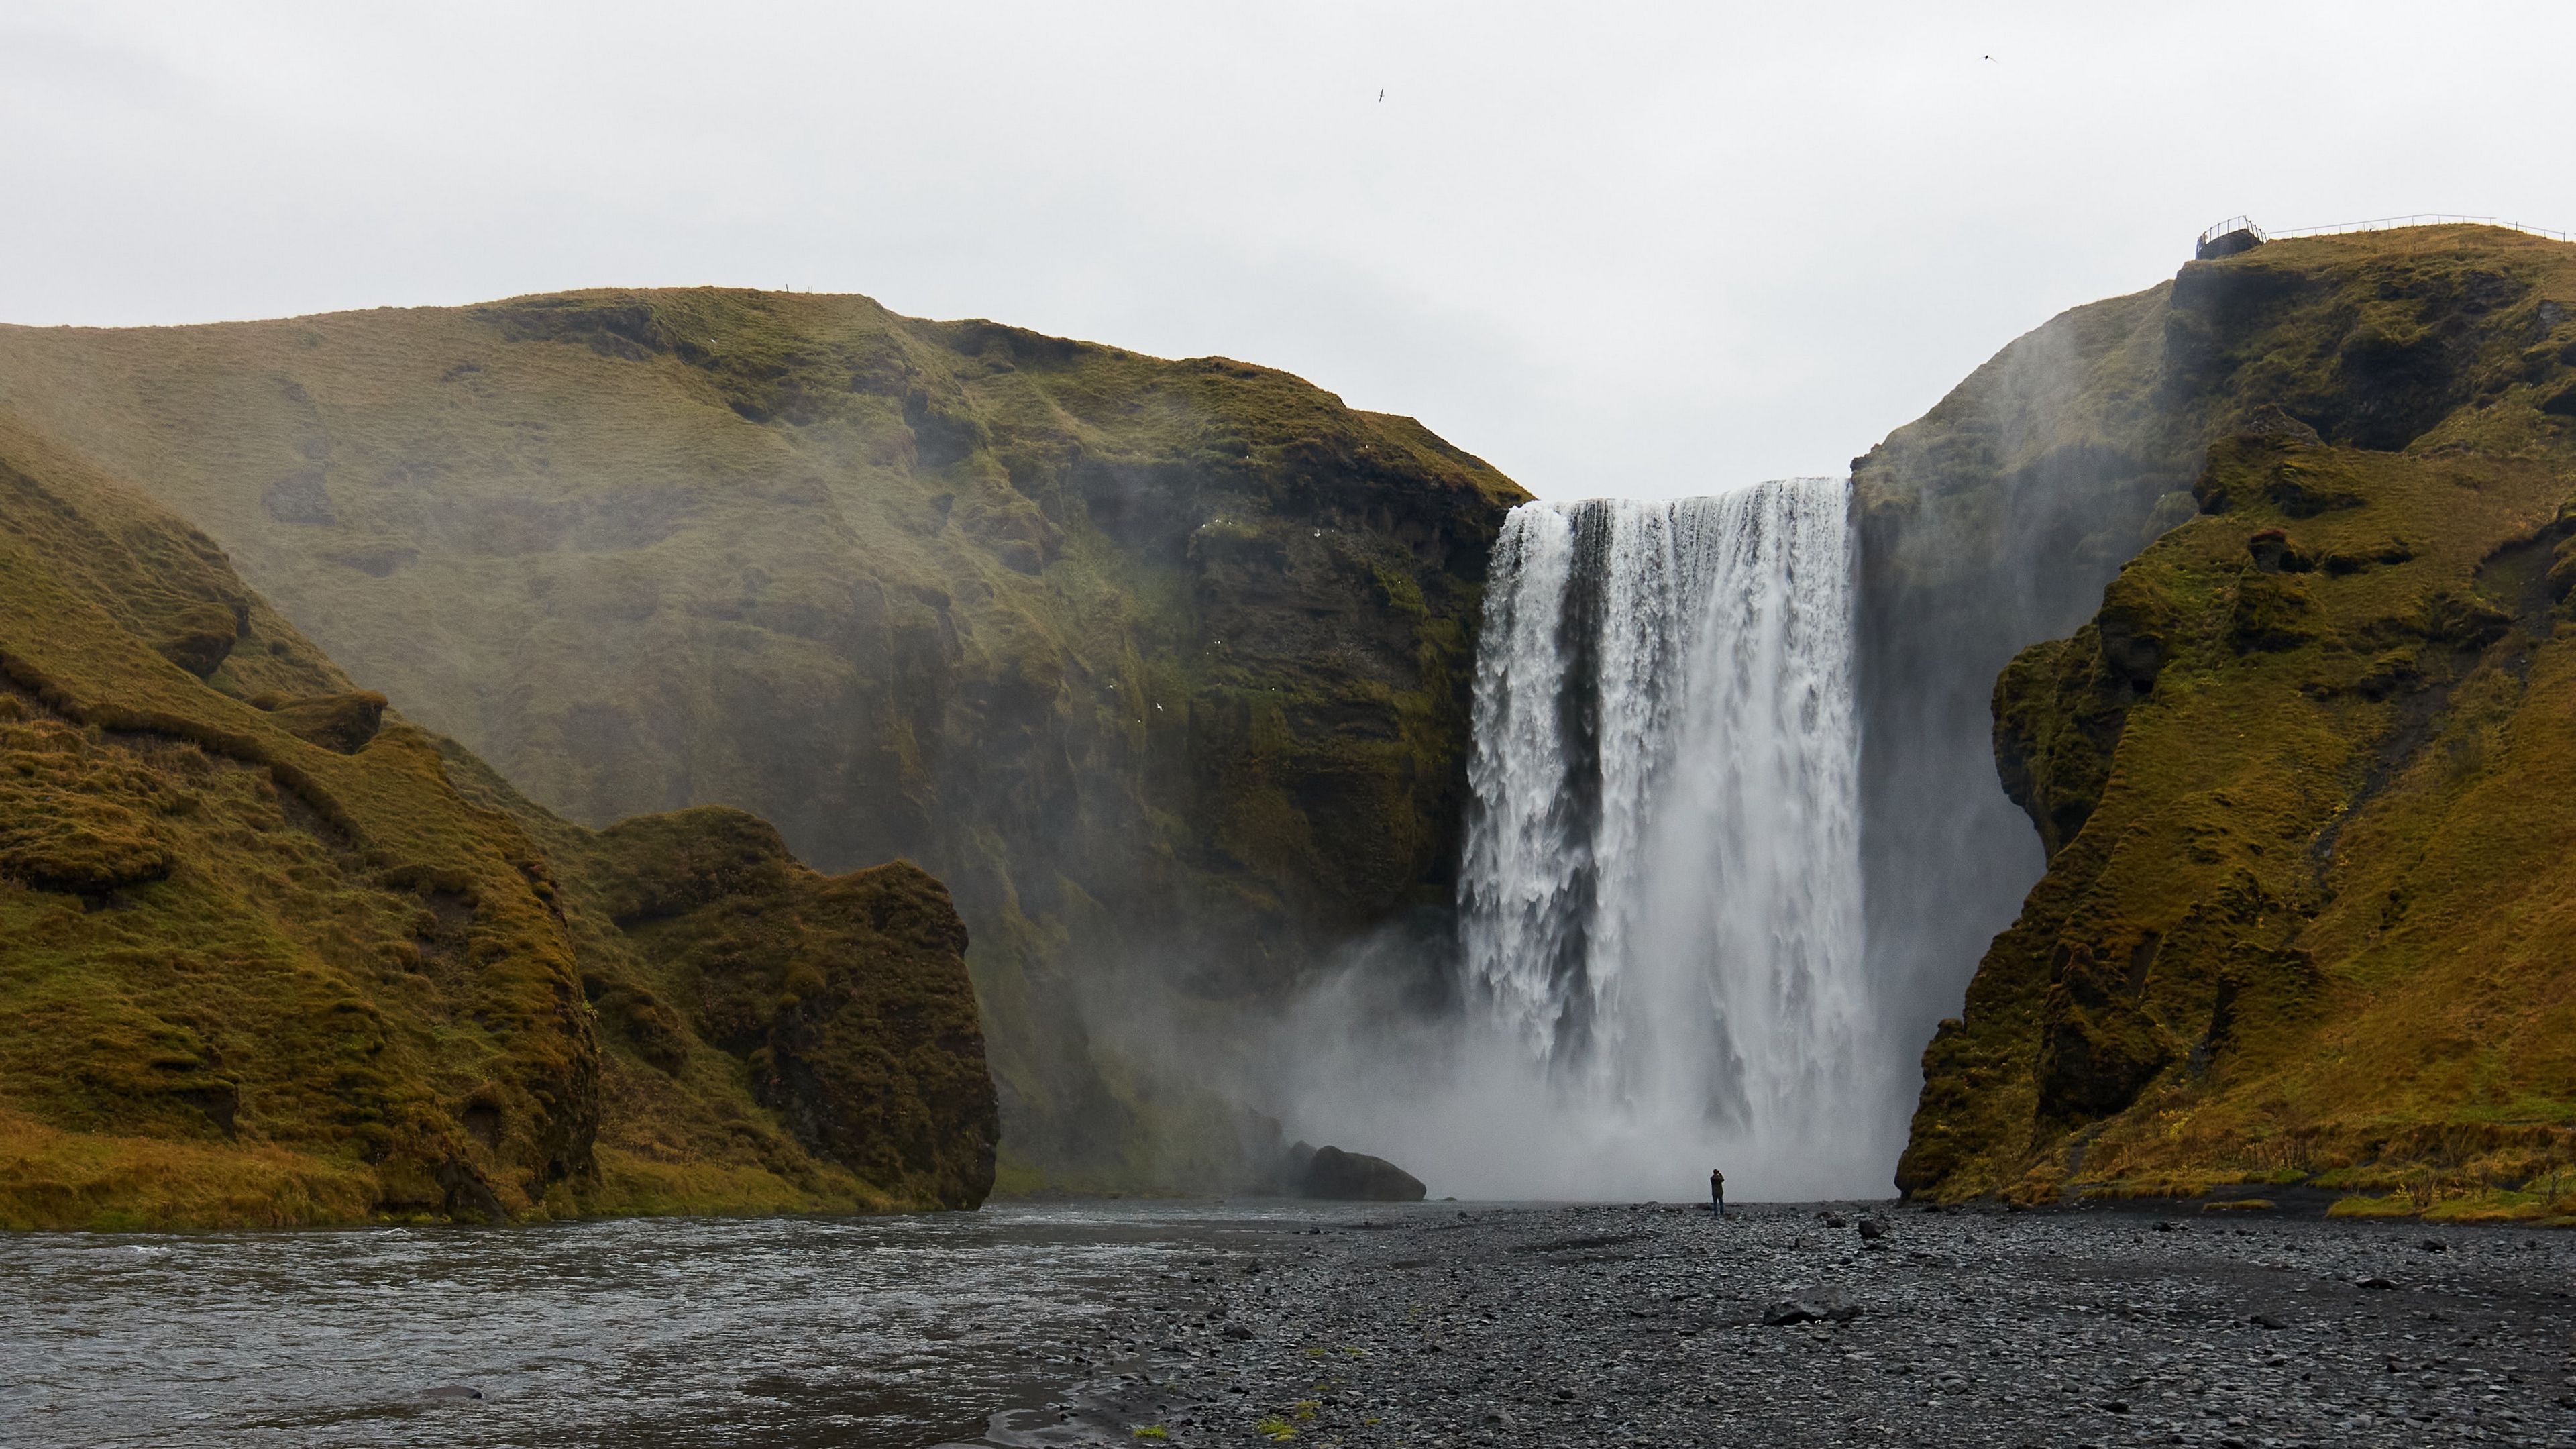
<box><xmin>4</xmin><ymin>1</ymin><xmax>2568</xmax><ymax>497</ymax></box>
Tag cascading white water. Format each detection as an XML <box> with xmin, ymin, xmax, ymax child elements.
<box><xmin>1454</xmin><ymin>478</ymin><xmax>1888</xmax><ymax>1199</ymax></box>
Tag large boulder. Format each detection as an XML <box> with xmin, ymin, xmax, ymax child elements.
<box><xmin>1288</xmin><ymin>1140</ymin><xmax>1426</xmax><ymax>1202</ymax></box>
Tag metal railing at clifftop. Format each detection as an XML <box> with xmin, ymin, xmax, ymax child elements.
<box><xmin>2269</xmin><ymin>213</ymin><xmax>2570</xmax><ymax>242</ymax></box>
<box><xmin>2195</xmin><ymin>213</ymin><xmax>2572</xmax><ymax>258</ymax></box>
<box><xmin>2196</xmin><ymin>215</ymin><xmax>2269</xmax><ymax>252</ymax></box>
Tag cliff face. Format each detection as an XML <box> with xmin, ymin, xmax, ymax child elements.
<box><xmin>1850</xmin><ymin>274</ymin><xmax>2193</xmax><ymax>1126</ymax></box>
<box><xmin>1867</xmin><ymin>227</ymin><xmax>2576</xmax><ymax>1208</ymax></box>
<box><xmin>0</xmin><ymin>291</ymin><xmax>1525</xmax><ymax>1187</ymax></box>
<box><xmin>0</xmin><ymin>415</ymin><xmax>993</xmax><ymax>1228</ymax></box>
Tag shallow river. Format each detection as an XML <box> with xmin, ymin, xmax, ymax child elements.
<box><xmin>0</xmin><ymin>1201</ymin><xmax>1343</xmax><ymax>1448</ymax></box>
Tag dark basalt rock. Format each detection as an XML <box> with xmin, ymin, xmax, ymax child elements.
<box><xmin>1283</xmin><ymin>1140</ymin><xmax>1426</xmax><ymax>1201</ymax></box>
<box><xmin>1762</xmin><ymin>1297</ymin><xmax>1862</xmax><ymax>1326</ymax></box>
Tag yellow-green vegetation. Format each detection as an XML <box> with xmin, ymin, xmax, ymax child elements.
<box><xmin>1888</xmin><ymin>226</ymin><xmax>2576</xmax><ymax>1212</ymax></box>
<box><xmin>0</xmin><ymin>411</ymin><xmax>993</xmax><ymax>1228</ymax></box>
<box><xmin>437</xmin><ymin>753</ymin><xmax>998</xmax><ymax>1214</ymax></box>
<box><xmin>0</xmin><ymin>288</ymin><xmax>1526</xmax><ymax>1187</ymax></box>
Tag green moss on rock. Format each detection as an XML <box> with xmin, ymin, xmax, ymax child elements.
<box><xmin>0</xmin><ymin>410</ymin><xmax>994</xmax><ymax>1228</ymax></box>
<box><xmin>0</xmin><ymin>290</ymin><xmax>1527</xmax><ymax>1187</ymax></box>
<box><xmin>1887</xmin><ymin>227</ymin><xmax>2576</xmax><ymax>1208</ymax></box>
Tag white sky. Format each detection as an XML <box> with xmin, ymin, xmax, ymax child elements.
<box><xmin>4</xmin><ymin>1</ymin><xmax>2569</xmax><ymax>498</ymax></box>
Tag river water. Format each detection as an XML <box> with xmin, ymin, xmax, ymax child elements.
<box><xmin>0</xmin><ymin>1201</ymin><xmax>1343</xmax><ymax>1448</ymax></box>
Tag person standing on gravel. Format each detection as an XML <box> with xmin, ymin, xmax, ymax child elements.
<box><xmin>1709</xmin><ymin>1167</ymin><xmax>1725</xmax><ymax>1218</ymax></box>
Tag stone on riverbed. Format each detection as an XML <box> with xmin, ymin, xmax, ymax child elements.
<box><xmin>1283</xmin><ymin>1141</ymin><xmax>1426</xmax><ymax>1201</ymax></box>
<box><xmin>1762</xmin><ymin>1297</ymin><xmax>1862</xmax><ymax>1326</ymax></box>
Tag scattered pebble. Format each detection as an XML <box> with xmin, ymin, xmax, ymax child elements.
<box><xmin>983</xmin><ymin>1202</ymin><xmax>2576</xmax><ymax>1446</ymax></box>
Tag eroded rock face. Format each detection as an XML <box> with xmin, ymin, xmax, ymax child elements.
<box><xmin>1882</xmin><ymin>227</ymin><xmax>2576</xmax><ymax>1203</ymax></box>
<box><xmin>1858</xmin><ymin>233</ymin><xmax>2576</xmax><ymax>1167</ymax></box>
<box><xmin>0</xmin><ymin>292</ymin><xmax>1527</xmax><ymax>1186</ymax></box>
<box><xmin>588</xmin><ymin>808</ymin><xmax>998</xmax><ymax>1210</ymax></box>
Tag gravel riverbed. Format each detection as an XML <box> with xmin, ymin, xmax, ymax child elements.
<box><xmin>965</xmin><ymin>1201</ymin><xmax>2576</xmax><ymax>1448</ymax></box>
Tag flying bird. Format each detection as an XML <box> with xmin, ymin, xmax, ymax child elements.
<box><xmin>1379</xmin><ymin>88</ymin><xmax>1385</xmax><ymax>101</ymax></box>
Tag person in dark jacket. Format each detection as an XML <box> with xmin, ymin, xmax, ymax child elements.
<box><xmin>1709</xmin><ymin>1167</ymin><xmax>1725</xmax><ymax>1218</ymax></box>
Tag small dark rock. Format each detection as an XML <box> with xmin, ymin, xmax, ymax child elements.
<box><xmin>421</xmin><ymin>1385</ymin><xmax>484</xmax><ymax>1401</ymax></box>
<box><xmin>1857</xmin><ymin>1218</ymin><xmax>1889</xmax><ymax>1241</ymax></box>
<box><xmin>1222</xmin><ymin>1324</ymin><xmax>1254</xmax><ymax>1340</ymax></box>
<box><xmin>2419</xmin><ymin>1239</ymin><xmax>2448</xmax><ymax>1252</ymax></box>
<box><xmin>1764</xmin><ymin>1301</ymin><xmax>1825</xmax><ymax>1326</ymax></box>
<box><xmin>2152</xmin><ymin>1220</ymin><xmax>2179</xmax><ymax>1232</ymax></box>
<box><xmin>1825</xmin><ymin>1213</ymin><xmax>1847</xmax><ymax>1228</ymax></box>
<box><xmin>2251</xmin><ymin>1313</ymin><xmax>2287</xmax><ymax>1330</ymax></box>
<box><xmin>2355</xmin><ymin>1275</ymin><xmax>2397</xmax><ymax>1290</ymax></box>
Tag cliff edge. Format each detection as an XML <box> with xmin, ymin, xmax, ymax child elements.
<box><xmin>1873</xmin><ymin>225</ymin><xmax>2576</xmax><ymax>1213</ymax></box>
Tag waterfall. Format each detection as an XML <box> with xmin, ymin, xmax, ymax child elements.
<box><xmin>1454</xmin><ymin>478</ymin><xmax>1888</xmax><ymax>1199</ymax></box>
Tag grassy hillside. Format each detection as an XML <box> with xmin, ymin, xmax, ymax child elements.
<box><xmin>0</xmin><ymin>415</ymin><xmax>992</xmax><ymax>1228</ymax></box>
<box><xmin>0</xmin><ymin>290</ymin><xmax>1525</xmax><ymax>1188</ymax></box>
<box><xmin>1872</xmin><ymin>226</ymin><xmax>2576</xmax><ymax>1214</ymax></box>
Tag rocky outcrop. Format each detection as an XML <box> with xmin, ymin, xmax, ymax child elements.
<box><xmin>252</xmin><ymin>690</ymin><xmax>388</xmax><ymax>754</ymax></box>
<box><xmin>578</xmin><ymin>808</ymin><xmax>996</xmax><ymax>1209</ymax></box>
<box><xmin>0</xmin><ymin>413</ymin><xmax>996</xmax><ymax>1228</ymax></box>
<box><xmin>1874</xmin><ymin>226</ymin><xmax>2576</xmax><ymax>1209</ymax></box>
<box><xmin>0</xmin><ymin>290</ymin><xmax>1527</xmax><ymax>1188</ymax></box>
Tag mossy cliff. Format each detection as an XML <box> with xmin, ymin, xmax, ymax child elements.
<box><xmin>1864</xmin><ymin>225</ymin><xmax>2576</xmax><ymax>1210</ymax></box>
<box><xmin>0</xmin><ymin>292</ymin><xmax>1524</xmax><ymax>1187</ymax></box>
<box><xmin>0</xmin><ymin>415</ymin><xmax>993</xmax><ymax>1228</ymax></box>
